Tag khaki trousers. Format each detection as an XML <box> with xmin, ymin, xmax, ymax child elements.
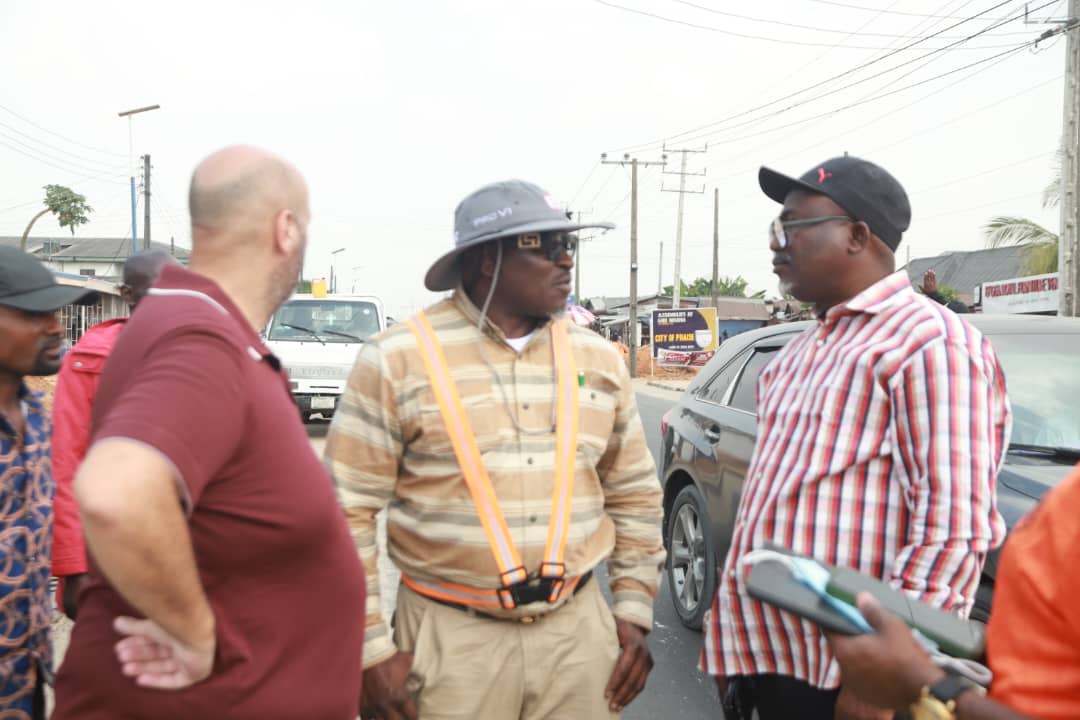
<box><xmin>393</xmin><ymin>579</ymin><xmax>621</xmax><ymax>719</ymax></box>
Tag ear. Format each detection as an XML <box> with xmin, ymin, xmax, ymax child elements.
<box><xmin>847</xmin><ymin>220</ymin><xmax>872</xmax><ymax>255</ymax></box>
<box><xmin>479</xmin><ymin>244</ymin><xmax>497</xmax><ymax>279</ymax></box>
<box><xmin>272</xmin><ymin>209</ymin><xmax>299</xmax><ymax>256</ymax></box>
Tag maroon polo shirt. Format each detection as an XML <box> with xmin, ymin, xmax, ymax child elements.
<box><xmin>54</xmin><ymin>265</ymin><xmax>366</xmax><ymax>720</ymax></box>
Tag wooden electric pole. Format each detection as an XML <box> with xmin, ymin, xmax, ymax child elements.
<box><xmin>1060</xmin><ymin>1</ymin><xmax>1080</xmax><ymax>315</ymax></box>
<box><xmin>601</xmin><ymin>152</ymin><xmax>666</xmax><ymax>378</ymax></box>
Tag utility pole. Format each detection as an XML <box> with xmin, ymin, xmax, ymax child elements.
<box><xmin>711</xmin><ymin>188</ymin><xmax>719</xmax><ymax>310</ymax></box>
<box><xmin>142</xmin><ymin>154</ymin><xmax>152</xmax><ymax>250</ymax></box>
<box><xmin>662</xmin><ymin>145</ymin><xmax>707</xmax><ymax>307</ymax></box>
<box><xmin>601</xmin><ymin>152</ymin><xmax>666</xmax><ymax>378</ymax></box>
<box><xmin>117</xmin><ymin>104</ymin><xmax>160</xmax><ymax>256</ymax></box>
<box><xmin>657</xmin><ymin>241</ymin><xmax>664</xmax><ymax>297</ymax></box>
<box><xmin>570</xmin><ymin>209</ymin><xmax>594</xmax><ymax>304</ymax></box>
<box><xmin>1060</xmin><ymin>1</ymin><xmax>1080</xmax><ymax>316</ymax></box>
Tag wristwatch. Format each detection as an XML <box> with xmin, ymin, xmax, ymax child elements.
<box><xmin>909</xmin><ymin>673</ymin><xmax>984</xmax><ymax>720</ymax></box>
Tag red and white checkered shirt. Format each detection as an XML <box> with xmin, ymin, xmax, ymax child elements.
<box><xmin>700</xmin><ymin>271</ymin><xmax>1011</xmax><ymax>689</ymax></box>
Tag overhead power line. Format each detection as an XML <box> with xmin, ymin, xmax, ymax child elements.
<box><xmin>803</xmin><ymin>0</ymin><xmax>1013</xmax><ymax>20</ymax></box>
<box><xmin>0</xmin><ymin>134</ymin><xmax>129</xmax><ymax>184</ymax></box>
<box><xmin>0</xmin><ymin>120</ymin><xmax>127</xmax><ymax>172</ymax></box>
<box><xmin>664</xmin><ymin>0</ymin><xmax>1033</xmax><ymax>38</ymax></box>
<box><xmin>594</xmin><ymin>0</ymin><xmax>1025</xmax><ymax>51</ymax></box>
<box><xmin>0</xmin><ymin>103</ymin><xmax>125</xmax><ymax>158</ymax></box>
<box><xmin>608</xmin><ymin>0</ymin><xmax>1053</xmax><ymax>153</ymax></box>
<box><xmin>682</xmin><ymin>41</ymin><xmax>1043</xmax><ymax>150</ymax></box>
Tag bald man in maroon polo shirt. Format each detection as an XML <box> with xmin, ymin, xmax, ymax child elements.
<box><xmin>53</xmin><ymin>146</ymin><xmax>366</xmax><ymax>719</ymax></box>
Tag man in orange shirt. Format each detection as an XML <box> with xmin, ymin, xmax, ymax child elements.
<box><xmin>827</xmin><ymin>463</ymin><xmax>1080</xmax><ymax>720</ymax></box>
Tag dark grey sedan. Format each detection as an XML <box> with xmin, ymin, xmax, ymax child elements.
<box><xmin>659</xmin><ymin>314</ymin><xmax>1080</xmax><ymax>629</ymax></box>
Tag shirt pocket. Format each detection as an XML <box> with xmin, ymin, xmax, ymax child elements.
<box><xmin>67</xmin><ymin>352</ymin><xmax>108</xmax><ymax>375</ymax></box>
<box><xmin>414</xmin><ymin>379</ymin><xmax>503</xmax><ymax>458</ymax></box>
<box><xmin>577</xmin><ymin>369</ymin><xmax>621</xmax><ymax>465</ymax></box>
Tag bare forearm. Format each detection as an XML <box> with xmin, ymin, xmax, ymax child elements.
<box><xmin>77</xmin><ymin>441</ymin><xmax>214</xmax><ymax>647</ymax></box>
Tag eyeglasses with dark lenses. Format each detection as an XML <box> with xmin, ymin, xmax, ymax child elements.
<box><xmin>769</xmin><ymin>216</ymin><xmax>854</xmax><ymax>249</ymax></box>
<box><xmin>515</xmin><ymin>232</ymin><xmax>578</xmax><ymax>261</ymax></box>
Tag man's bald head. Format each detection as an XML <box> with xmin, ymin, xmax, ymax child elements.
<box><xmin>185</xmin><ymin>145</ymin><xmax>311</xmax><ymax>328</ymax></box>
<box><xmin>121</xmin><ymin>249</ymin><xmax>178</xmax><ymax>311</ymax></box>
<box><xmin>188</xmin><ymin>145</ymin><xmax>308</xmax><ymax>234</ymax></box>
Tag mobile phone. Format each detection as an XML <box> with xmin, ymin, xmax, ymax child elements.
<box><xmin>746</xmin><ymin>558</ymin><xmax>867</xmax><ymax>636</ymax></box>
<box><xmin>825</xmin><ymin>567</ymin><xmax>986</xmax><ymax>659</ymax></box>
<box><xmin>746</xmin><ymin>544</ymin><xmax>986</xmax><ymax>659</ymax></box>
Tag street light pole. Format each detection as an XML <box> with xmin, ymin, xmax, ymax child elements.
<box><xmin>118</xmin><ymin>104</ymin><xmax>160</xmax><ymax>257</ymax></box>
<box><xmin>330</xmin><ymin>247</ymin><xmax>346</xmax><ymax>293</ymax></box>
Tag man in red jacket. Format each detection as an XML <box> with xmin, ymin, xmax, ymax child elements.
<box><xmin>51</xmin><ymin>250</ymin><xmax>175</xmax><ymax>619</ymax></box>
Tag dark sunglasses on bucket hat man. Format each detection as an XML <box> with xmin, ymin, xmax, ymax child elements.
<box><xmin>424</xmin><ymin>179</ymin><xmax>615</xmax><ymax>292</ymax></box>
<box><xmin>758</xmin><ymin>155</ymin><xmax>911</xmax><ymax>252</ymax></box>
<box><xmin>0</xmin><ymin>246</ymin><xmax>99</xmax><ymax>312</ymax></box>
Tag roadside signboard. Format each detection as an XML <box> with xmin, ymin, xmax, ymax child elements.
<box><xmin>651</xmin><ymin>307</ymin><xmax>719</xmax><ymax>367</ymax></box>
<box><xmin>980</xmin><ymin>272</ymin><xmax>1059</xmax><ymax>314</ymax></box>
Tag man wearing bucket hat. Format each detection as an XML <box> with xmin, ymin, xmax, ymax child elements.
<box><xmin>698</xmin><ymin>157</ymin><xmax>1010</xmax><ymax>720</ymax></box>
<box><xmin>327</xmin><ymin>179</ymin><xmax>665</xmax><ymax>719</ymax></box>
<box><xmin>0</xmin><ymin>246</ymin><xmax>97</xmax><ymax>718</ymax></box>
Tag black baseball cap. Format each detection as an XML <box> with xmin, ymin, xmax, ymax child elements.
<box><xmin>759</xmin><ymin>156</ymin><xmax>911</xmax><ymax>251</ymax></box>
<box><xmin>0</xmin><ymin>246</ymin><xmax>98</xmax><ymax>311</ymax></box>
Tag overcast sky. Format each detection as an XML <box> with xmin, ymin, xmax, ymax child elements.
<box><xmin>0</xmin><ymin>0</ymin><xmax>1067</xmax><ymax>317</ymax></box>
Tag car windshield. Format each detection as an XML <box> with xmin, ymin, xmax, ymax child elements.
<box><xmin>267</xmin><ymin>300</ymin><xmax>379</xmax><ymax>343</ymax></box>
<box><xmin>990</xmin><ymin>332</ymin><xmax>1080</xmax><ymax>452</ymax></box>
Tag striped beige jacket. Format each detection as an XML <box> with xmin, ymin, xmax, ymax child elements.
<box><xmin>325</xmin><ymin>289</ymin><xmax>664</xmax><ymax>668</ymax></box>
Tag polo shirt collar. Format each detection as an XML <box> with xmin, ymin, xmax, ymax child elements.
<box><xmin>821</xmin><ymin>270</ymin><xmax>913</xmax><ymax>325</ymax></box>
<box><xmin>149</xmin><ymin>264</ymin><xmax>279</xmax><ymax>367</ymax></box>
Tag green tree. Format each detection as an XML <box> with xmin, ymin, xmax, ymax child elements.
<box><xmin>295</xmin><ymin>279</ymin><xmax>313</xmax><ymax>293</ymax></box>
<box><xmin>19</xmin><ymin>185</ymin><xmax>94</xmax><ymax>252</ymax></box>
<box><xmin>983</xmin><ymin>154</ymin><xmax>1059</xmax><ymax>275</ymax></box>
<box><xmin>937</xmin><ymin>285</ymin><xmax>961</xmax><ymax>303</ymax></box>
<box><xmin>663</xmin><ymin>275</ymin><xmax>765</xmax><ymax>299</ymax></box>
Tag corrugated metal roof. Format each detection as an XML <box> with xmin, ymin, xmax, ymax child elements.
<box><xmin>903</xmin><ymin>245</ymin><xmax>1030</xmax><ymax>299</ymax></box>
<box><xmin>0</xmin><ymin>236</ymin><xmax>191</xmax><ymax>260</ymax></box>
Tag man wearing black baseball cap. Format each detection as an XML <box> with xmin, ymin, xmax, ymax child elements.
<box><xmin>700</xmin><ymin>157</ymin><xmax>1011</xmax><ymax>720</ymax></box>
<box><xmin>0</xmin><ymin>246</ymin><xmax>96</xmax><ymax>718</ymax></box>
<box><xmin>328</xmin><ymin>179</ymin><xmax>664</xmax><ymax>719</ymax></box>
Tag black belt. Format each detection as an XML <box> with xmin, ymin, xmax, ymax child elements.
<box><xmin>423</xmin><ymin>571</ymin><xmax>593</xmax><ymax>623</ymax></box>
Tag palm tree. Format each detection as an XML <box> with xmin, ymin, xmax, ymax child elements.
<box><xmin>983</xmin><ymin>153</ymin><xmax>1059</xmax><ymax>275</ymax></box>
<box><xmin>19</xmin><ymin>184</ymin><xmax>93</xmax><ymax>252</ymax></box>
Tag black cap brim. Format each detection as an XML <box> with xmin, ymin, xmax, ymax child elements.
<box><xmin>759</xmin><ymin>166</ymin><xmax>826</xmax><ymax>205</ymax></box>
<box><xmin>0</xmin><ymin>285</ymin><xmax>99</xmax><ymax>312</ymax></box>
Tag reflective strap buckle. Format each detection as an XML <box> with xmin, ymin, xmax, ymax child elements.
<box><xmin>498</xmin><ymin>576</ymin><xmax>557</xmax><ymax>610</ymax></box>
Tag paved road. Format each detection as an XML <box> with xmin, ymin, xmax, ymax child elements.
<box><xmin>623</xmin><ymin>389</ymin><xmax>719</xmax><ymax>720</ymax></box>
<box><xmin>307</xmin><ymin>387</ymin><xmax>720</xmax><ymax>719</ymax></box>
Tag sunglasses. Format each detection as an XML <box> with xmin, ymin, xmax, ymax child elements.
<box><xmin>513</xmin><ymin>232</ymin><xmax>578</xmax><ymax>261</ymax></box>
<box><xmin>769</xmin><ymin>216</ymin><xmax>854</xmax><ymax>249</ymax></box>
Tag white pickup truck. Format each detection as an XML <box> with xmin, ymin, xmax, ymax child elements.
<box><xmin>264</xmin><ymin>293</ymin><xmax>386</xmax><ymax>422</ymax></box>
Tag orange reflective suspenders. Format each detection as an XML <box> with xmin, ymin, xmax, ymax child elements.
<box><xmin>403</xmin><ymin>312</ymin><xmax>581</xmax><ymax>610</ymax></box>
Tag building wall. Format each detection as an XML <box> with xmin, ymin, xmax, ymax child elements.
<box><xmin>54</xmin><ymin>275</ymin><xmax>127</xmax><ymax>345</ymax></box>
<box><xmin>46</xmin><ymin>259</ymin><xmax>123</xmax><ymax>278</ymax></box>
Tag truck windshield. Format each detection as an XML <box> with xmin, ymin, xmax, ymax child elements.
<box><xmin>268</xmin><ymin>300</ymin><xmax>380</xmax><ymax>344</ymax></box>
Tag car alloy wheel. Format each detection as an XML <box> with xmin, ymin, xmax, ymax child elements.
<box><xmin>667</xmin><ymin>484</ymin><xmax>717</xmax><ymax>629</ymax></box>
